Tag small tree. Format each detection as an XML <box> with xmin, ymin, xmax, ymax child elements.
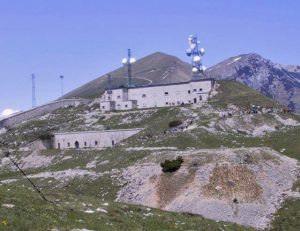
<box><xmin>160</xmin><ymin>156</ymin><xmax>184</xmax><ymax>173</ymax></box>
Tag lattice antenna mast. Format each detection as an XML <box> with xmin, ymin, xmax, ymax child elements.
<box><xmin>107</xmin><ymin>74</ymin><xmax>112</xmax><ymax>94</ymax></box>
<box><xmin>186</xmin><ymin>35</ymin><xmax>206</xmax><ymax>78</ymax></box>
<box><xmin>31</xmin><ymin>73</ymin><xmax>36</xmax><ymax>108</ymax></box>
<box><xmin>122</xmin><ymin>49</ymin><xmax>136</xmax><ymax>87</ymax></box>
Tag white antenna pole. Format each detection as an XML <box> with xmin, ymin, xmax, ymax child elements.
<box><xmin>60</xmin><ymin>75</ymin><xmax>64</xmax><ymax>108</ymax></box>
<box><xmin>31</xmin><ymin>73</ymin><xmax>36</xmax><ymax>108</ymax></box>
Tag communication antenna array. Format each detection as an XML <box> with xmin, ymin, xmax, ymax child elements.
<box><xmin>186</xmin><ymin>35</ymin><xmax>206</xmax><ymax>76</ymax></box>
<box><xmin>122</xmin><ymin>49</ymin><xmax>136</xmax><ymax>87</ymax></box>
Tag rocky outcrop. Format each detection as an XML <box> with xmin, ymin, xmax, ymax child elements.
<box><xmin>206</xmin><ymin>53</ymin><xmax>300</xmax><ymax>112</ymax></box>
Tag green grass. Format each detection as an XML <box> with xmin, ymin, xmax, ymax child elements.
<box><xmin>1</xmin><ymin>80</ymin><xmax>300</xmax><ymax>230</ymax></box>
<box><xmin>210</xmin><ymin>80</ymin><xmax>282</xmax><ymax>109</ymax></box>
<box><xmin>0</xmin><ymin>184</ymin><xmax>255</xmax><ymax>231</ymax></box>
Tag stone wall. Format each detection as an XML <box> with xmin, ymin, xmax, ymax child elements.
<box><xmin>0</xmin><ymin>99</ymin><xmax>88</xmax><ymax>129</ymax></box>
<box><xmin>54</xmin><ymin>128</ymin><xmax>143</xmax><ymax>149</ymax></box>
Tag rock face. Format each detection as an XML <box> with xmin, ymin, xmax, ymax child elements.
<box><xmin>117</xmin><ymin>148</ymin><xmax>299</xmax><ymax>229</ymax></box>
<box><xmin>206</xmin><ymin>53</ymin><xmax>300</xmax><ymax>112</ymax></box>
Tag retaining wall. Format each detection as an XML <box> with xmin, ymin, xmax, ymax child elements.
<box><xmin>0</xmin><ymin>99</ymin><xmax>88</xmax><ymax>129</ymax></box>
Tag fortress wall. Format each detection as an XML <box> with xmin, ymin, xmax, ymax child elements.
<box><xmin>54</xmin><ymin>128</ymin><xmax>143</xmax><ymax>149</ymax></box>
<box><xmin>0</xmin><ymin>99</ymin><xmax>88</xmax><ymax>129</ymax></box>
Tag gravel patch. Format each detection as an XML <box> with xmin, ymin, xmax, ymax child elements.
<box><xmin>116</xmin><ymin>147</ymin><xmax>299</xmax><ymax>229</ymax></box>
<box><xmin>20</xmin><ymin>150</ymin><xmax>55</xmax><ymax>169</ymax></box>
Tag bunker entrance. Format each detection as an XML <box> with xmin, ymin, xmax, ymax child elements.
<box><xmin>75</xmin><ymin>141</ymin><xmax>79</xmax><ymax>149</ymax></box>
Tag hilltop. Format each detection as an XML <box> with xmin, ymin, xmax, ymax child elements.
<box><xmin>0</xmin><ymin>80</ymin><xmax>300</xmax><ymax>230</ymax></box>
<box><xmin>63</xmin><ymin>52</ymin><xmax>191</xmax><ymax>99</ymax></box>
<box><xmin>63</xmin><ymin>52</ymin><xmax>300</xmax><ymax>112</ymax></box>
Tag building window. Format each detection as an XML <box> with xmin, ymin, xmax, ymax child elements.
<box><xmin>95</xmin><ymin>141</ymin><xmax>98</xmax><ymax>146</ymax></box>
<box><xmin>142</xmin><ymin>94</ymin><xmax>146</xmax><ymax>98</ymax></box>
<box><xmin>165</xmin><ymin>102</ymin><xmax>169</xmax><ymax>105</ymax></box>
<box><xmin>117</xmin><ymin>95</ymin><xmax>121</xmax><ymax>99</ymax></box>
<box><xmin>199</xmin><ymin>88</ymin><xmax>203</xmax><ymax>92</ymax></box>
<box><xmin>84</xmin><ymin>142</ymin><xmax>87</xmax><ymax>147</ymax></box>
<box><xmin>193</xmin><ymin>89</ymin><xmax>197</xmax><ymax>92</ymax></box>
<box><xmin>199</xmin><ymin>96</ymin><xmax>203</xmax><ymax>101</ymax></box>
<box><xmin>112</xmin><ymin>140</ymin><xmax>115</xmax><ymax>146</ymax></box>
<box><xmin>164</xmin><ymin>92</ymin><xmax>169</xmax><ymax>95</ymax></box>
<box><xmin>188</xmin><ymin>90</ymin><xmax>191</xmax><ymax>94</ymax></box>
<box><xmin>58</xmin><ymin>143</ymin><xmax>61</xmax><ymax>149</ymax></box>
<box><xmin>67</xmin><ymin>142</ymin><xmax>70</xmax><ymax>147</ymax></box>
<box><xmin>125</xmin><ymin>104</ymin><xmax>128</xmax><ymax>108</ymax></box>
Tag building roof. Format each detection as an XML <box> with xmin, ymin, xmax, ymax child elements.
<box><xmin>106</xmin><ymin>78</ymin><xmax>214</xmax><ymax>91</ymax></box>
<box><xmin>53</xmin><ymin>128</ymin><xmax>143</xmax><ymax>136</ymax></box>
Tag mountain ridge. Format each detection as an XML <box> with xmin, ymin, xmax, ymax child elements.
<box><xmin>63</xmin><ymin>52</ymin><xmax>300</xmax><ymax>112</ymax></box>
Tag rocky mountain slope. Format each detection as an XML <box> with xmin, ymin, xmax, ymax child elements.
<box><xmin>64</xmin><ymin>52</ymin><xmax>300</xmax><ymax>113</ymax></box>
<box><xmin>206</xmin><ymin>53</ymin><xmax>300</xmax><ymax>112</ymax></box>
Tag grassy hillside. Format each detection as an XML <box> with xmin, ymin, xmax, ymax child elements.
<box><xmin>0</xmin><ymin>80</ymin><xmax>300</xmax><ymax>230</ymax></box>
<box><xmin>210</xmin><ymin>80</ymin><xmax>283</xmax><ymax>109</ymax></box>
<box><xmin>63</xmin><ymin>52</ymin><xmax>191</xmax><ymax>99</ymax></box>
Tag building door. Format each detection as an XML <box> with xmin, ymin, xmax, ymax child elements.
<box><xmin>194</xmin><ymin>98</ymin><xmax>197</xmax><ymax>103</ymax></box>
<box><xmin>75</xmin><ymin>141</ymin><xmax>79</xmax><ymax>149</ymax></box>
<box><xmin>58</xmin><ymin>143</ymin><xmax>61</xmax><ymax>149</ymax></box>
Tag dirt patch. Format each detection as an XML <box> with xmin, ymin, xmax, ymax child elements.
<box><xmin>157</xmin><ymin>162</ymin><xmax>196</xmax><ymax>208</ymax></box>
<box><xmin>117</xmin><ymin>147</ymin><xmax>299</xmax><ymax>229</ymax></box>
<box><xmin>20</xmin><ymin>150</ymin><xmax>55</xmax><ymax>169</ymax></box>
<box><xmin>202</xmin><ymin>164</ymin><xmax>262</xmax><ymax>203</ymax></box>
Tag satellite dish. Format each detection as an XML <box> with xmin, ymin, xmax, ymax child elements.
<box><xmin>129</xmin><ymin>58</ymin><xmax>136</xmax><ymax>64</ymax></box>
<box><xmin>122</xmin><ymin>58</ymin><xmax>127</xmax><ymax>65</ymax></box>
<box><xmin>200</xmin><ymin>48</ymin><xmax>205</xmax><ymax>55</ymax></box>
<box><xmin>190</xmin><ymin>44</ymin><xmax>196</xmax><ymax>49</ymax></box>
<box><xmin>193</xmin><ymin>55</ymin><xmax>201</xmax><ymax>63</ymax></box>
<box><xmin>202</xmin><ymin>66</ymin><xmax>207</xmax><ymax>71</ymax></box>
<box><xmin>186</xmin><ymin>49</ymin><xmax>192</xmax><ymax>56</ymax></box>
<box><xmin>192</xmin><ymin>67</ymin><xmax>198</xmax><ymax>72</ymax></box>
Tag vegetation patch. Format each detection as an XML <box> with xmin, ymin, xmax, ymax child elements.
<box><xmin>168</xmin><ymin>120</ymin><xmax>183</xmax><ymax>128</ymax></box>
<box><xmin>160</xmin><ymin>156</ymin><xmax>184</xmax><ymax>173</ymax></box>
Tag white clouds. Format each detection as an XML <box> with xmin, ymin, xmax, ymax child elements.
<box><xmin>0</xmin><ymin>108</ymin><xmax>19</xmax><ymax>119</ymax></box>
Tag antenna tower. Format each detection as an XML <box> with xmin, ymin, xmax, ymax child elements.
<box><xmin>122</xmin><ymin>49</ymin><xmax>136</xmax><ymax>87</ymax></box>
<box><xmin>186</xmin><ymin>35</ymin><xmax>206</xmax><ymax>78</ymax></box>
<box><xmin>107</xmin><ymin>74</ymin><xmax>112</xmax><ymax>95</ymax></box>
<box><xmin>31</xmin><ymin>73</ymin><xmax>36</xmax><ymax>108</ymax></box>
<box><xmin>60</xmin><ymin>75</ymin><xmax>64</xmax><ymax>108</ymax></box>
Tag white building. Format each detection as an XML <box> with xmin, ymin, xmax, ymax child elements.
<box><xmin>54</xmin><ymin>128</ymin><xmax>142</xmax><ymax>149</ymax></box>
<box><xmin>99</xmin><ymin>78</ymin><xmax>214</xmax><ymax>112</ymax></box>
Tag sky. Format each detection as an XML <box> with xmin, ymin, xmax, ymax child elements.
<box><xmin>0</xmin><ymin>0</ymin><xmax>299</xmax><ymax>117</ymax></box>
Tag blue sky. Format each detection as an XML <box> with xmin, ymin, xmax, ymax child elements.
<box><xmin>0</xmin><ymin>0</ymin><xmax>299</xmax><ymax>116</ymax></box>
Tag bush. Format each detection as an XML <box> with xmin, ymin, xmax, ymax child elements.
<box><xmin>38</xmin><ymin>132</ymin><xmax>54</xmax><ymax>140</ymax></box>
<box><xmin>160</xmin><ymin>156</ymin><xmax>184</xmax><ymax>173</ymax></box>
<box><xmin>168</xmin><ymin>120</ymin><xmax>182</xmax><ymax>128</ymax></box>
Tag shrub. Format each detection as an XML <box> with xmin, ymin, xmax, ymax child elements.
<box><xmin>168</xmin><ymin>120</ymin><xmax>182</xmax><ymax>128</ymax></box>
<box><xmin>160</xmin><ymin>156</ymin><xmax>184</xmax><ymax>173</ymax></box>
<box><xmin>38</xmin><ymin>132</ymin><xmax>54</xmax><ymax>140</ymax></box>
